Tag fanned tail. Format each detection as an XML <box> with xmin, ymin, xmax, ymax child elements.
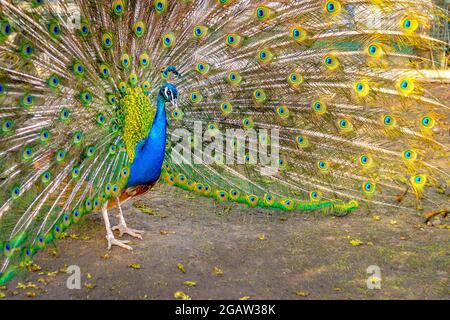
<box><xmin>159</xmin><ymin>0</ymin><xmax>449</xmax><ymax>214</ymax></box>
<box><xmin>0</xmin><ymin>0</ymin><xmax>448</xmax><ymax>285</ymax></box>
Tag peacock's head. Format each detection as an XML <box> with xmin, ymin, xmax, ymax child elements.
<box><xmin>160</xmin><ymin>82</ymin><xmax>178</xmax><ymax>108</ymax></box>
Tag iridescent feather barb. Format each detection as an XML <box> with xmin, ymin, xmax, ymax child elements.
<box><xmin>0</xmin><ymin>0</ymin><xmax>449</xmax><ymax>284</ymax></box>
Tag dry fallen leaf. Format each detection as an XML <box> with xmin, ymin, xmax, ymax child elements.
<box><xmin>372</xmin><ymin>216</ymin><xmax>381</xmax><ymax>221</ymax></box>
<box><xmin>47</xmin><ymin>271</ymin><xmax>58</xmax><ymax>277</ymax></box>
<box><xmin>177</xmin><ymin>263</ymin><xmax>186</xmax><ymax>273</ymax></box>
<box><xmin>174</xmin><ymin>291</ymin><xmax>191</xmax><ymax>300</ymax></box>
<box><xmin>87</xmin><ymin>273</ymin><xmax>93</xmax><ymax>279</ymax></box>
<box><xmin>182</xmin><ymin>281</ymin><xmax>197</xmax><ymax>287</ymax></box>
<box><xmin>84</xmin><ymin>283</ymin><xmax>96</xmax><ymax>289</ymax></box>
<box><xmin>26</xmin><ymin>283</ymin><xmax>38</xmax><ymax>290</ymax></box>
<box><xmin>350</xmin><ymin>239</ymin><xmax>364</xmax><ymax>246</ymax></box>
<box><xmin>279</xmin><ymin>216</ymin><xmax>288</xmax><ymax>221</ymax></box>
<box><xmin>129</xmin><ymin>264</ymin><xmax>142</xmax><ymax>270</ymax></box>
<box><xmin>140</xmin><ymin>208</ymin><xmax>156</xmax><ymax>215</ymax></box>
<box><xmin>28</xmin><ymin>264</ymin><xmax>41</xmax><ymax>272</ymax></box>
<box><xmin>333</xmin><ymin>288</ymin><xmax>342</xmax><ymax>292</ymax></box>
<box><xmin>69</xmin><ymin>233</ymin><xmax>80</xmax><ymax>240</ymax></box>
<box><xmin>213</xmin><ymin>266</ymin><xmax>224</xmax><ymax>276</ymax></box>
<box><xmin>26</xmin><ymin>292</ymin><xmax>37</xmax><ymax>298</ymax></box>
<box><xmin>16</xmin><ymin>282</ymin><xmax>27</xmax><ymax>289</ymax></box>
<box><xmin>17</xmin><ymin>282</ymin><xmax>38</xmax><ymax>290</ymax></box>
<box><xmin>0</xmin><ymin>285</ymin><xmax>6</xmax><ymax>290</ymax></box>
<box><xmin>0</xmin><ymin>292</ymin><xmax>5</xmax><ymax>299</ymax></box>
<box><xmin>133</xmin><ymin>201</ymin><xmax>146</xmax><ymax>209</ymax></box>
<box><xmin>37</xmin><ymin>278</ymin><xmax>47</xmax><ymax>285</ymax></box>
<box><xmin>258</xmin><ymin>234</ymin><xmax>267</xmax><ymax>241</ymax></box>
<box><xmin>390</xmin><ymin>220</ymin><xmax>397</xmax><ymax>225</ymax></box>
<box><xmin>82</xmin><ymin>235</ymin><xmax>91</xmax><ymax>241</ymax></box>
<box><xmin>160</xmin><ymin>230</ymin><xmax>175</xmax><ymax>235</ymax></box>
<box><xmin>239</xmin><ymin>296</ymin><xmax>251</xmax><ymax>300</ymax></box>
<box><xmin>102</xmin><ymin>253</ymin><xmax>111</xmax><ymax>260</ymax></box>
<box><xmin>295</xmin><ymin>291</ymin><xmax>310</xmax><ymax>297</ymax></box>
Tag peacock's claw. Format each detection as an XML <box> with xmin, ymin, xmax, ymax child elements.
<box><xmin>106</xmin><ymin>234</ymin><xmax>133</xmax><ymax>251</ymax></box>
<box><xmin>112</xmin><ymin>224</ymin><xmax>144</xmax><ymax>239</ymax></box>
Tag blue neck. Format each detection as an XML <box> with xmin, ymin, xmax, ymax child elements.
<box><xmin>126</xmin><ymin>93</ymin><xmax>167</xmax><ymax>187</ymax></box>
<box><xmin>150</xmin><ymin>94</ymin><xmax>167</xmax><ymax>142</ymax></box>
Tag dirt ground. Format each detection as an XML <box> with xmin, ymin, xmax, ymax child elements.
<box><xmin>1</xmin><ymin>184</ymin><xmax>448</xmax><ymax>300</ymax></box>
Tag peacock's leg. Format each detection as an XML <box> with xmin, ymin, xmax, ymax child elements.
<box><xmin>112</xmin><ymin>198</ymin><xmax>144</xmax><ymax>239</ymax></box>
<box><xmin>102</xmin><ymin>202</ymin><xmax>133</xmax><ymax>251</ymax></box>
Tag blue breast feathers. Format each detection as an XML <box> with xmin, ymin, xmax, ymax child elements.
<box><xmin>126</xmin><ymin>94</ymin><xmax>167</xmax><ymax>187</ymax></box>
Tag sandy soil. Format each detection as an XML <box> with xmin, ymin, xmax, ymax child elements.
<box><xmin>1</xmin><ymin>184</ymin><xmax>448</xmax><ymax>300</ymax></box>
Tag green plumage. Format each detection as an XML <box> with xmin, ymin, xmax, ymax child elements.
<box><xmin>117</xmin><ymin>87</ymin><xmax>155</xmax><ymax>162</ymax></box>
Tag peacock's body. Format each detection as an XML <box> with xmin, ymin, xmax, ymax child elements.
<box><xmin>0</xmin><ymin>0</ymin><xmax>448</xmax><ymax>284</ymax></box>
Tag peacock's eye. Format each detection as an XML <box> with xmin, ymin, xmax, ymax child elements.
<box><xmin>421</xmin><ymin>116</ymin><xmax>431</xmax><ymax>127</ymax></box>
<box><xmin>327</xmin><ymin>2</ymin><xmax>335</xmax><ymax>12</ymax></box>
<box><xmin>364</xmin><ymin>182</ymin><xmax>373</xmax><ymax>191</ymax></box>
<box><xmin>401</xmin><ymin>80</ymin><xmax>408</xmax><ymax>89</ymax></box>
<box><xmin>404</xmin><ymin>19</ymin><xmax>411</xmax><ymax>28</ymax></box>
<box><xmin>325</xmin><ymin>1</ymin><xmax>341</xmax><ymax>14</ymax></box>
<box><xmin>165</xmin><ymin>88</ymin><xmax>172</xmax><ymax>99</ymax></box>
<box><xmin>155</xmin><ymin>0</ymin><xmax>167</xmax><ymax>13</ymax></box>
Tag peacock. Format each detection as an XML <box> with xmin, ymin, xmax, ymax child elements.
<box><xmin>0</xmin><ymin>0</ymin><xmax>448</xmax><ymax>285</ymax></box>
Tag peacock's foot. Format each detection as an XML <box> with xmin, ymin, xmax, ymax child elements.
<box><xmin>112</xmin><ymin>224</ymin><xmax>144</xmax><ymax>239</ymax></box>
<box><xmin>106</xmin><ymin>234</ymin><xmax>133</xmax><ymax>251</ymax></box>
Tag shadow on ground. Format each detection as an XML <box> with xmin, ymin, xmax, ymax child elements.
<box><xmin>1</xmin><ymin>184</ymin><xmax>448</xmax><ymax>300</ymax></box>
